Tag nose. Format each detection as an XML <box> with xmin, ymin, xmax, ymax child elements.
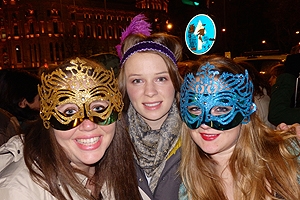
<box><xmin>78</xmin><ymin>119</ymin><xmax>98</xmax><ymax>131</ymax></box>
<box><xmin>144</xmin><ymin>81</ymin><xmax>158</xmax><ymax>97</ymax></box>
<box><xmin>200</xmin><ymin>123</ymin><xmax>211</xmax><ymax>130</ymax></box>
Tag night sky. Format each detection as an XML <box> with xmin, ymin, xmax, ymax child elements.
<box><xmin>168</xmin><ymin>0</ymin><xmax>300</xmax><ymax>57</ymax></box>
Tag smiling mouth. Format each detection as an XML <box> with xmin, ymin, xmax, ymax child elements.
<box><xmin>144</xmin><ymin>102</ymin><xmax>161</xmax><ymax>107</ymax></box>
<box><xmin>76</xmin><ymin>137</ymin><xmax>100</xmax><ymax>145</ymax></box>
<box><xmin>200</xmin><ymin>133</ymin><xmax>219</xmax><ymax>141</ymax></box>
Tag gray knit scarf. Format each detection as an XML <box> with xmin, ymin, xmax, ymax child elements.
<box><xmin>127</xmin><ymin>100</ymin><xmax>181</xmax><ymax>193</ymax></box>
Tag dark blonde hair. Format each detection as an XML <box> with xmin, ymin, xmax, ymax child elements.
<box><xmin>24</xmin><ymin>58</ymin><xmax>141</xmax><ymax>200</ymax></box>
<box><xmin>180</xmin><ymin>55</ymin><xmax>300</xmax><ymax>200</ymax></box>
<box><xmin>118</xmin><ymin>33</ymin><xmax>183</xmax><ymax>111</ymax></box>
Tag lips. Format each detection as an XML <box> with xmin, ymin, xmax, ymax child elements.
<box><xmin>200</xmin><ymin>133</ymin><xmax>220</xmax><ymax>141</ymax></box>
<box><xmin>143</xmin><ymin>101</ymin><xmax>162</xmax><ymax>110</ymax></box>
<box><xmin>76</xmin><ymin>136</ymin><xmax>100</xmax><ymax>145</ymax></box>
<box><xmin>75</xmin><ymin>136</ymin><xmax>102</xmax><ymax>150</ymax></box>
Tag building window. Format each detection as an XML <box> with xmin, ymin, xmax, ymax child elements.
<box><xmin>97</xmin><ymin>25</ymin><xmax>102</xmax><ymax>38</ymax></box>
<box><xmin>71</xmin><ymin>13</ymin><xmax>75</xmax><ymax>20</ymax></box>
<box><xmin>34</xmin><ymin>44</ymin><xmax>37</xmax><ymax>62</ymax></box>
<box><xmin>13</xmin><ymin>25</ymin><xmax>19</xmax><ymax>36</ymax></box>
<box><xmin>53</xmin><ymin>21</ymin><xmax>58</xmax><ymax>34</ymax></box>
<box><xmin>108</xmin><ymin>26</ymin><xmax>113</xmax><ymax>38</ymax></box>
<box><xmin>29</xmin><ymin>44</ymin><xmax>32</xmax><ymax>64</ymax></box>
<box><xmin>12</xmin><ymin>13</ymin><xmax>17</xmax><ymax>20</ymax></box>
<box><xmin>55</xmin><ymin>43</ymin><xmax>60</xmax><ymax>60</ymax></box>
<box><xmin>49</xmin><ymin>43</ymin><xmax>54</xmax><ymax>61</ymax></box>
<box><xmin>29</xmin><ymin>22</ymin><xmax>34</xmax><ymax>34</ymax></box>
<box><xmin>117</xmin><ymin>26</ymin><xmax>123</xmax><ymax>38</ymax></box>
<box><xmin>16</xmin><ymin>45</ymin><xmax>21</xmax><ymax>63</ymax></box>
<box><xmin>61</xmin><ymin>42</ymin><xmax>65</xmax><ymax>60</ymax></box>
<box><xmin>72</xmin><ymin>25</ymin><xmax>76</xmax><ymax>36</ymax></box>
<box><xmin>85</xmin><ymin>25</ymin><xmax>91</xmax><ymax>37</ymax></box>
<box><xmin>1</xmin><ymin>29</ymin><xmax>6</xmax><ymax>39</ymax></box>
<box><xmin>0</xmin><ymin>18</ymin><xmax>4</xmax><ymax>26</ymax></box>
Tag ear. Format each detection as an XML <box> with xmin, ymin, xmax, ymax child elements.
<box><xmin>18</xmin><ymin>98</ymin><xmax>28</xmax><ymax>108</ymax></box>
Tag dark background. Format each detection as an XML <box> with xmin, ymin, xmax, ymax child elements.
<box><xmin>166</xmin><ymin>0</ymin><xmax>300</xmax><ymax>58</ymax></box>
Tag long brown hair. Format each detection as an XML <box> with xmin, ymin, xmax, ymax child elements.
<box><xmin>24</xmin><ymin>58</ymin><xmax>141</xmax><ymax>200</ymax></box>
<box><xmin>180</xmin><ymin>55</ymin><xmax>300</xmax><ymax>200</ymax></box>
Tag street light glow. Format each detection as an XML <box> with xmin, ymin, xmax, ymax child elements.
<box><xmin>167</xmin><ymin>23</ymin><xmax>173</xmax><ymax>30</ymax></box>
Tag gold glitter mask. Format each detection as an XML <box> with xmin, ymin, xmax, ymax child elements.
<box><xmin>38</xmin><ymin>57</ymin><xmax>123</xmax><ymax>130</ymax></box>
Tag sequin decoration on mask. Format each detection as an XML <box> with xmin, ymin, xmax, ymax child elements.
<box><xmin>180</xmin><ymin>63</ymin><xmax>256</xmax><ymax>130</ymax></box>
<box><xmin>38</xmin><ymin>57</ymin><xmax>123</xmax><ymax>130</ymax></box>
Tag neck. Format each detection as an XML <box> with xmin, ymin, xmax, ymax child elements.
<box><xmin>70</xmin><ymin>162</ymin><xmax>95</xmax><ymax>176</ymax></box>
<box><xmin>211</xmin><ymin>146</ymin><xmax>235</xmax><ymax>200</ymax></box>
<box><xmin>143</xmin><ymin>113</ymin><xmax>168</xmax><ymax>130</ymax></box>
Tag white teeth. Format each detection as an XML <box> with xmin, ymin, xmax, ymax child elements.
<box><xmin>144</xmin><ymin>102</ymin><xmax>160</xmax><ymax>107</ymax></box>
<box><xmin>76</xmin><ymin>137</ymin><xmax>100</xmax><ymax>145</ymax></box>
<box><xmin>202</xmin><ymin>134</ymin><xmax>218</xmax><ymax>137</ymax></box>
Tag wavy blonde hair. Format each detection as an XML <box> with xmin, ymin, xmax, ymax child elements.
<box><xmin>180</xmin><ymin>55</ymin><xmax>300</xmax><ymax>200</ymax></box>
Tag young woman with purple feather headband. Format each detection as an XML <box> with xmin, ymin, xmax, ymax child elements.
<box><xmin>116</xmin><ymin>14</ymin><xmax>183</xmax><ymax>200</ymax></box>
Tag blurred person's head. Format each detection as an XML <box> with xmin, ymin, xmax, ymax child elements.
<box><xmin>290</xmin><ymin>44</ymin><xmax>300</xmax><ymax>54</ymax></box>
<box><xmin>268</xmin><ymin>63</ymin><xmax>285</xmax><ymax>86</ymax></box>
<box><xmin>0</xmin><ymin>69</ymin><xmax>41</xmax><ymax>123</ymax></box>
<box><xmin>237</xmin><ymin>61</ymin><xmax>271</xmax><ymax>96</ymax></box>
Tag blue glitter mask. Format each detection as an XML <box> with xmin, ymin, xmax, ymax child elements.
<box><xmin>180</xmin><ymin>63</ymin><xmax>256</xmax><ymax>130</ymax></box>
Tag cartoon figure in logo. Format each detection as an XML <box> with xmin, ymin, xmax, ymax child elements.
<box><xmin>194</xmin><ymin>20</ymin><xmax>206</xmax><ymax>51</ymax></box>
<box><xmin>187</xmin><ymin>24</ymin><xmax>197</xmax><ymax>51</ymax></box>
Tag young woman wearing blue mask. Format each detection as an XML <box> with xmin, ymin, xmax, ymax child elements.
<box><xmin>179</xmin><ymin>55</ymin><xmax>300</xmax><ymax>200</ymax></box>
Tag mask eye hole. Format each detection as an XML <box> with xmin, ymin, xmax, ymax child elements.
<box><xmin>188</xmin><ymin>106</ymin><xmax>202</xmax><ymax>116</ymax></box>
<box><xmin>210</xmin><ymin>106</ymin><xmax>232</xmax><ymax>116</ymax></box>
<box><xmin>90</xmin><ymin>100</ymin><xmax>109</xmax><ymax>113</ymax></box>
<box><xmin>57</xmin><ymin>104</ymin><xmax>79</xmax><ymax>117</ymax></box>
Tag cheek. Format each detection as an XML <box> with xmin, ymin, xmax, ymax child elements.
<box><xmin>126</xmin><ymin>85</ymin><xmax>140</xmax><ymax>100</ymax></box>
<box><xmin>100</xmin><ymin>123</ymin><xmax>116</xmax><ymax>136</ymax></box>
<box><xmin>54</xmin><ymin>129</ymin><xmax>74</xmax><ymax>142</ymax></box>
<box><xmin>190</xmin><ymin>130</ymin><xmax>200</xmax><ymax>143</ymax></box>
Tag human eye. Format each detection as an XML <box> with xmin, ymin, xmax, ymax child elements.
<box><xmin>211</xmin><ymin>106</ymin><xmax>232</xmax><ymax>116</ymax></box>
<box><xmin>65</xmin><ymin>109</ymin><xmax>77</xmax><ymax>116</ymax></box>
<box><xmin>157</xmin><ymin>77</ymin><xmax>167</xmax><ymax>82</ymax></box>
<box><xmin>188</xmin><ymin>106</ymin><xmax>201</xmax><ymax>115</ymax></box>
<box><xmin>132</xmin><ymin>79</ymin><xmax>143</xmax><ymax>84</ymax></box>
<box><xmin>57</xmin><ymin>104</ymin><xmax>78</xmax><ymax>116</ymax></box>
<box><xmin>90</xmin><ymin>101</ymin><xmax>109</xmax><ymax>113</ymax></box>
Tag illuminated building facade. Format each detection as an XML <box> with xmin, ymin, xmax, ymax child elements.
<box><xmin>0</xmin><ymin>0</ymin><xmax>169</xmax><ymax>69</ymax></box>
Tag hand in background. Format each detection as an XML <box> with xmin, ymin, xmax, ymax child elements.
<box><xmin>277</xmin><ymin>123</ymin><xmax>300</xmax><ymax>139</ymax></box>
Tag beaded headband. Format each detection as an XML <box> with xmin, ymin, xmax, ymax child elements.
<box><xmin>120</xmin><ymin>41</ymin><xmax>177</xmax><ymax>67</ymax></box>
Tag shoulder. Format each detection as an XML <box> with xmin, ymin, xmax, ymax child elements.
<box><xmin>0</xmin><ymin>156</ymin><xmax>52</xmax><ymax>199</ymax></box>
<box><xmin>0</xmin><ymin>135</ymin><xmax>24</xmax><ymax>171</ymax></box>
<box><xmin>0</xmin><ymin>136</ymin><xmax>55</xmax><ymax>199</ymax></box>
<box><xmin>0</xmin><ymin>108</ymin><xmax>20</xmax><ymax>146</ymax></box>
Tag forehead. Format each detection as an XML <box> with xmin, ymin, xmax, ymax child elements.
<box><xmin>124</xmin><ymin>52</ymin><xmax>168</xmax><ymax>72</ymax></box>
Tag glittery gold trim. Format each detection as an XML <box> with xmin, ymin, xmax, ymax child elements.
<box><xmin>38</xmin><ymin>57</ymin><xmax>123</xmax><ymax>129</ymax></box>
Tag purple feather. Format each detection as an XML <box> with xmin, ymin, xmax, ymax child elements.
<box><xmin>116</xmin><ymin>14</ymin><xmax>152</xmax><ymax>58</ymax></box>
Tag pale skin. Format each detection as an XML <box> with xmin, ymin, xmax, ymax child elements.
<box><xmin>54</xmin><ymin>100</ymin><xmax>115</xmax><ymax>191</ymax></box>
<box><xmin>124</xmin><ymin>52</ymin><xmax>175</xmax><ymax>130</ymax></box>
<box><xmin>189</xmin><ymin>123</ymin><xmax>241</xmax><ymax>200</ymax></box>
<box><xmin>277</xmin><ymin>122</ymin><xmax>300</xmax><ymax>139</ymax></box>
